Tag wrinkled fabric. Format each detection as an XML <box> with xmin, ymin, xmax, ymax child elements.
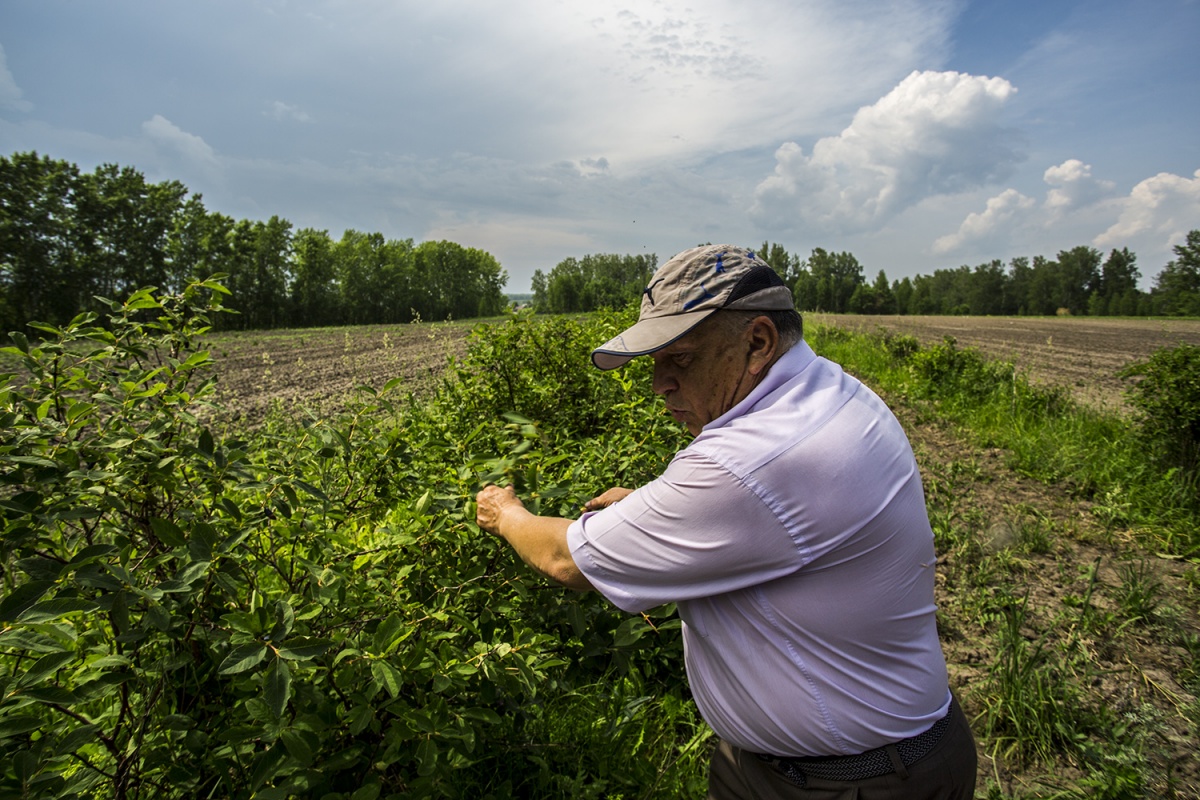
<box><xmin>567</xmin><ymin>341</ymin><xmax>949</xmax><ymax>757</ymax></box>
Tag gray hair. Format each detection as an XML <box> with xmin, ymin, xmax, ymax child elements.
<box><xmin>712</xmin><ymin>308</ymin><xmax>803</xmax><ymax>353</ymax></box>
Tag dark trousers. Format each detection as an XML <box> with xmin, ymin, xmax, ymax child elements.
<box><xmin>706</xmin><ymin>699</ymin><xmax>977</xmax><ymax>800</ymax></box>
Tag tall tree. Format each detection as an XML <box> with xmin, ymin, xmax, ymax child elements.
<box><xmin>0</xmin><ymin>152</ymin><xmax>82</xmax><ymax>331</ymax></box>
<box><xmin>1152</xmin><ymin>230</ymin><xmax>1200</xmax><ymax>316</ymax></box>
<box><xmin>537</xmin><ymin>253</ymin><xmax>654</xmax><ymax>314</ymax></box>
<box><xmin>1053</xmin><ymin>245</ymin><xmax>1102</xmax><ymax>315</ymax></box>
<box><xmin>290</xmin><ymin>228</ymin><xmax>340</xmax><ymax>327</ymax></box>
<box><xmin>73</xmin><ymin>163</ymin><xmax>187</xmax><ymax>304</ymax></box>
<box><xmin>800</xmin><ymin>248</ymin><xmax>863</xmax><ymax>312</ymax></box>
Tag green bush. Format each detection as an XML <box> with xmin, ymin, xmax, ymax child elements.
<box><xmin>0</xmin><ymin>286</ymin><xmax>703</xmax><ymax>799</ymax></box>
<box><xmin>1121</xmin><ymin>343</ymin><xmax>1200</xmax><ymax>491</ymax></box>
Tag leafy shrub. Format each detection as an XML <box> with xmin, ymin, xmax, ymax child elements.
<box><xmin>906</xmin><ymin>336</ymin><xmax>1013</xmax><ymax>405</ymax></box>
<box><xmin>0</xmin><ymin>285</ymin><xmax>702</xmax><ymax>798</ymax></box>
<box><xmin>1121</xmin><ymin>343</ymin><xmax>1200</xmax><ymax>490</ymax></box>
<box><xmin>440</xmin><ymin>306</ymin><xmax>664</xmax><ymax>439</ymax></box>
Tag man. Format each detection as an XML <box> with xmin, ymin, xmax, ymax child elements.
<box><xmin>475</xmin><ymin>244</ymin><xmax>977</xmax><ymax>799</ymax></box>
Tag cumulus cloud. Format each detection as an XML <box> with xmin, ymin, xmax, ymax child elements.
<box><xmin>265</xmin><ymin>101</ymin><xmax>313</xmax><ymax>123</ymax></box>
<box><xmin>931</xmin><ymin>161</ymin><xmax>1199</xmax><ymax>272</ymax></box>
<box><xmin>1095</xmin><ymin>169</ymin><xmax>1200</xmax><ymax>251</ymax></box>
<box><xmin>141</xmin><ymin>115</ymin><xmax>217</xmax><ymax>164</ymax></box>
<box><xmin>1043</xmin><ymin>159</ymin><xmax>1115</xmax><ymax>216</ymax></box>
<box><xmin>750</xmin><ymin>70</ymin><xmax>1021</xmax><ymax>234</ymax></box>
<box><xmin>932</xmin><ymin>189</ymin><xmax>1036</xmax><ymax>254</ymax></box>
<box><xmin>0</xmin><ymin>45</ymin><xmax>32</xmax><ymax>112</ymax></box>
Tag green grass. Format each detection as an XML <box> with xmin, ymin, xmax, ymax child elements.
<box><xmin>806</xmin><ymin>322</ymin><xmax>1200</xmax><ymax>557</ymax></box>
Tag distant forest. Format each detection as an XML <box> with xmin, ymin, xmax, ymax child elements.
<box><xmin>0</xmin><ymin>153</ymin><xmax>508</xmax><ymax>334</ymax></box>
<box><xmin>3</xmin><ymin>152</ymin><xmax>1199</xmax><ymax>337</ymax></box>
<box><xmin>533</xmin><ymin>238</ymin><xmax>1200</xmax><ymax>318</ymax></box>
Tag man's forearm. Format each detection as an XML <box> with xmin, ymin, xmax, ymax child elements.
<box><xmin>495</xmin><ymin>505</ymin><xmax>594</xmax><ymax>592</ymax></box>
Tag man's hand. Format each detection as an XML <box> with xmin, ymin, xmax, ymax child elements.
<box><xmin>473</xmin><ymin>484</ymin><xmax>593</xmax><ymax>591</ymax></box>
<box><xmin>583</xmin><ymin>486</ymin><xmax>634</xmax><ymax>511</ymax></box>
<box><xmin>475</xmin><ymin>484</ymin><xmax>524</xmax><ymax>536</ymax></box>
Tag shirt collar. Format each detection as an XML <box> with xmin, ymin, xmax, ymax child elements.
<box><xmin>703</xmin><ymin>339</ymin><xmax>817</xmax><ymax>433</ymax></box>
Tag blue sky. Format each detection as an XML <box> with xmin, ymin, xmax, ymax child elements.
<box><xmin>1</xmin><ymin>0</ymin><xmax>1197</xmax><ymax>293</ymax></box>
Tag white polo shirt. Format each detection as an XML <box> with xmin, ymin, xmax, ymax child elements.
<box><xmin>566</xmin><ymin>340</ymin><xmax>950</xmax><ymax>757</ymax></box>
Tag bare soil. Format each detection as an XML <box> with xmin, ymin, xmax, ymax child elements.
<box><xmin>205</xmin><ymin>321</ymin><xmax>474</xmax><ymax>428</ymax></box>
<box><xmin>203</xmin><ymin>315</ymin><xmax>1200</xmax><ymax>797</ymax></box>
<box><xmin>813</xmin><ymin>314</ymin><xmax>1200</xmax><ymax>413</ymax></box>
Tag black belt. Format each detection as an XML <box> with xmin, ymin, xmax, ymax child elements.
<box><xmin>757</xmin><ymin>697</ymin><xmax>955</xmax><ymax>787</ymax></box>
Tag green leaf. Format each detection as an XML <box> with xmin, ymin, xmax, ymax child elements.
<box><xmin>0</xmin><ymin>581</ymin><xmax>55</xmax><ymax>622</ymax></box>
<box><xmin>0</xmin><ymin>629</ymin><xmax>68</xmax><ymax>654</ymax></box>
<box><xmin>188</xmin><ymin>522</ymin><xmax>219</xmax><ymax>561</ymax></box>
<box><xmin>0</xmin><ymin>715</ymin><xmax>44</xmax><ymax>739</ymax></box>
<box><xmin>21</xmin><ymin>686</ymin><xmax>77</xmax><ymax>704</ymax></box>
<box><xmin>17</xmin><ymin>652</ymin><xmax>75</xmax><ymax>688</ymax></box>
<box><xmin>150</xmin><ymin>517</ymin><xmax>187</xmax><ymax>547</ymax></box>
<box><xmin>14</xmin><ymin>556</ymin><xmax>64</xmax><ymax>582</ymax></box>
<box><xmin>67</xmin><ymin>544</ymin><xmax>119</xmax><ymax>566</ymax></box>
<box><xmin>372</xmin><ymin>613</ymin><xmax>405</xmax><ymax>654</ymax></box>
<box><xmin>145</xmin><ymin>603</ymin><xmax>172</xmax><ymax>632</ymax></box>
<box><xmin>461</xmin><ymin>707</ymin><xmax>503</xmax><ymax>725</ymax></box>
<box><xmin>174</xmin><ymin>560</ymin><xmax>211</xmax><ymax>586</ymax></box>
<box><xmin>198</xmin><ymin>428</ymin><xmax>214</xmax><ymax>456</ymax></box>
<box><xmin>277</xmin><ymin>637</ymin><xmax>333</xmax><ymax>661</ymax></box>
<box><xmin>246</xmin><ymin>743</ymin><xmax>288</xmax><ymax>796</ymax></box>
<box><xmin>222</xmin><ymin>611</ymin><xmax>262</xmax><ymax>635</ymax></box>
<box><xmin>18</xmin><ymin>598</ymin><xmax>100</xmax><ymax>624</ymax></box>
<box><xmin>370</xmin><ymin>660</ymin><xmax>403</xmax><ymax>699</ymax></box>
<box><xmin>6</xmin><ymin>455</ymin><xmax>59</xmax><ymax>468</ymax></box>
<box><xmin>612</xmin><ymin>616</ymin><xmax>650</xmax><ymax>648</ymax></box>
<box><xmin>351</xmin><ymin>783</ymin><xmax>382</xmax><ymax>800</ymax></box>
<box><xmin>280</xmin><ymin>728</ymin><xmax>318</xmax><ymax>766</ymax></box>
<box><xmin>347</xmin><ymin>703</ymin><xmax>374</xmax><ymax>735</ymax></box>
<box><xmin>415</xmin><ymin>738</ymin><xmax>440</xmax><ymax>776</ymax></box>
<box><xmin>270</xmin><ymin>600</ymin><xmax>295</xmax><ymax>641</ymax></box>
<box><xmin>58</xmin><ymin>724</ymin><xmax>102</xmax><ymax>752</ymax></box>
<box><xmin>264</xmin><ymin>658</ymin><xmax>292</xmax><ymax>718</ymax></box>
<box><xmin>293</xmin><ymin>479</ymin><xmax>329</xmax><ymax>501</ymax></box>
<box><xmin>414</xmin><ymin>489</ymin><xmax>432</xmax><ymax>516</ymax></box>
<box><xmin>219</xmin><ymin>643</ymin><xmax>268</xmax><ymax>674</ymax></box>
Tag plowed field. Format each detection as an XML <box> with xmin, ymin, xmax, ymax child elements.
<box><xmin>205</xmin><ymin>315</ymin><xmax>1200</xmax><ymax>423</ymax></box>
<box><xmin>813</xmin><ymin>314</ymin><xmax>1200</xmax><ymax>412</ymax></box>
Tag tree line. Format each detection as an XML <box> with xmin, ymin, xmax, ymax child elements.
<box><xmin>5</xmin><ymin>151</ymin><xmax>1198</xmax><ymax>333</ymax></box>
<box><xmin>0</xmin><ymin>152</ymin><xmax>508</xmax><ymax>334</ymax></box>
<box><xmin>534</xmin><ymin>237</ymin><xmax>1200</xmax><ymax>318</ymax></box>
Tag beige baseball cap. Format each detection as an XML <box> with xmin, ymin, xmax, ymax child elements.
<box><xmin>591</xmin><ymin>244</ymin><xmax>795</xmax><ymax>370</ymax></box>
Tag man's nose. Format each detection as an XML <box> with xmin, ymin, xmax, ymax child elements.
<box><xmin>651</xmin><ymin>362</ymin><xmax>675</xmax><ymax>395</ymax></box>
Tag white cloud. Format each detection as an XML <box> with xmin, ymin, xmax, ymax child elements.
<box><xmin>1042</xmin><ymin>159</ymin><xmax>1114</xmax><ymax>217</ymax></box>
<box><xmin>0</xmin><ymin>44</ymin><xmax>32</xmax><ymax>112</ymax></box>
<box><xmin>265</xmin><ymin>101</ymin><xmax>313</xmax><ymax>123</ymax></box>
<box><xmin>1095</xmin><ymin>169</ymin><xmax>1200</xmax><ymax>252</ymax></box>
<box><xmin>750</xmin><ymin>70</ymin><xmax>1021</xmax><ymax>234</ymax></box>
<box><xmin>931</xmin><ymin>162</ymin><xmax>1200</xmax><ymax>274</ymax></box>
<box><xmin>141</xmin><ymin>115</ymin><xmax>217</xmax><ymax>164</ymax></box>
<box><xmin>389</xmin><ymin>0</ymin><xmax>956</xmax><ymax>166</ymax></box>
<box><xmin>932</xmin><ymin>189</ymin><xmax>1036</xmax><ymax>255</ymax></box>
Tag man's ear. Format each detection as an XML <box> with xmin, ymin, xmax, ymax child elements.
<box><xmin>746</xmin><ymin>316</ymin><xmax>779</xmax><ymax>376</ymax></box>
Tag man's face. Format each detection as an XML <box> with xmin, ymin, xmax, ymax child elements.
<box><xmin>650</xmin><ymin>315</ymin><xmax>756</xmax><ymax>437</ymax></box>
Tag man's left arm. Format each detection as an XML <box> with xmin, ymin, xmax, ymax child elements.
<box><xmin>475</xmin><ymin>485</ymin><xmax>594</xmax><ymax>592</ymax></box>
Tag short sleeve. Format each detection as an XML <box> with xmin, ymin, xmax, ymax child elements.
<box><xmin>566</xmin><ymin>450</ymin><xmax>802</xmax><ymax>613</ymax></box>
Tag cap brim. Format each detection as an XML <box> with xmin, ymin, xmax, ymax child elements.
<box><xmin>591</xmin><ymin>309</ymin><xmax>716</xmax><ymax>370</ymax></box>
